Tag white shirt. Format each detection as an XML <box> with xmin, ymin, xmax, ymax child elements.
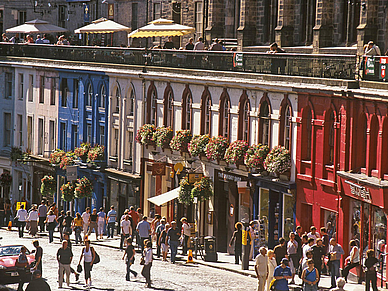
<box><xmin>268</xmin><ymin>257</ymin><xmax>277</xmax><ymax>278</ymax></box>
<box><xmin>82</xmin><ymin>212</ymin><xmax>90</xmax><ymax>224</ymax></box>
<box><xmin>121</xmin><ymin>220</ymin><xmax>131</xmax><ymax>235</ymax></box>
<box><xmin>303</xmin><ymin>244</ymin><xmax>313</xmax><ymax>258</ymax></box>
<box><xmin>28</xmin><ymin>210</ymin><xmax>39</xmax><ymax>221</ymax></box>
<box><xmin>350</xmin><ymin>246</ymin><xmax>360</xmax><ymax>263</ymax></box>
<box><xmin>194</xmin><ymin>41</ymin><xmax>205</xmax><ymax>50</ymax></box>
<box><xmin>47</xmin><ymin>214</ymin><xmax>56</xmax><ymax>223</ymax></box>
<box><xmin>255</xmin><ymin>253</ymin><xmax>268</xmax><ymax>276</ymax></box>
<box><xmin>144</xmin><ymin>247</ymin><xmax>153</xmax><ymax>265</ymax></box>
<box><xmin>16</xmin><ymin>209</ymin><xmax>28</xmax><ymax>222</ymax></box>
<box><xmin>182</xmin><ymin>223</ymin><xmax>191</xmax><ymax>236</ymax></box>
<box><xmin>307</xmin><ymin>232</ymin><xmax>320</xmax><ymax>244</ymax></box>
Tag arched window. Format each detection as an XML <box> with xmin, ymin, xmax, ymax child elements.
<box><xmin>283</xmin><ymin>105</ymin><xmax>292</xmax><ymax>150</ymax></box>
<box><xmin>259</xmin><ymin>100</ymin><xmax>270</xmax><ymax>145</ymax></box>
<box><xmin>164</xmin><ymin>89</ymin><xmax>173</xmax><ymax>128</ymax></box>
<box><xmin>115</xmin><ymin>88</ymin><xmax>120</xmax><ymax>113</ymax></box>
<box><xmin>304</xmin><ymin>108</ymin><xmax>312</xmax><ymax>160</ymax></box>
<box><xmin>219</xmin><ymin>91</ymin><xmax>230</xmax><ymax>139</ymax></box>
<box><xmin>238</xmin><ymin>93</ymin><xmax>250</xmax><ymax>142</ymax></box>
<box><xmin>146</xmin><ymin>83</ymin><xmax>158</xmax><ymax>125</ymax></box>
<box><xmin>86</xmin><ymin>83</ymin><xmax>93</xmax><ymax>107</ymax></box>
<box><xmin>129</xmin><ymin>88</ymin><xmax>135</xmax><ymax>116</ymax></box>
<box><xmin>181</xmin><ymin>88</ymin><xmax>192</xmax><ymax>131</ymax></box>
<box><xmin>326</xmin><ymin>110</ymin><xmax>336</xmax><ymax>165</ymax></box>
<box><xmin>201</xmin><ymin>89</ymin><xmax>212</xmax><ymax>135</ymax></box>
<box><xmin>100</xmin><ymin>84</ymin><xmax>106</xmax><ymax>108</ymax></box>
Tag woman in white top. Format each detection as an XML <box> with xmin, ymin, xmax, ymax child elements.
<box><xmin>342</xmin><ymin>240</ymin><xmax>360</xmax><ymax>282</ymax></box>
<box><xmin>45</xmin><ymin>210</ymin><xmax>57</xmax><ymax>243</ymax></box>
<box><xmin>267</xmin><ymin>250</ymin><xmax>277</xmax><ymax>291</ymax></box>
<box><xmin>27</xmin><ymin>206</ymin><xmax>39</xmax><ymax>236</ymax></box>
<box><xmin>78</xmin><ymin>239</ymin><xmax>96</xmax><ymax>287</ymax></box>
<box><xmin>97</xmin><ymin>207</ymin><xmax>106</xmax><ymax>240</ymax></box>
<box><xmin>142</xmin><ymin>240</ymin><xmax>153</xmax><ymax>288</ymax></box>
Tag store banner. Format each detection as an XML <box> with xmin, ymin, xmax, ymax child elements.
<box><xmin>233</xmin><ymin>53</ymin><xmax>243</xmax><ymax>68</ymax></box>
<box><xmin>108</xmin><ymin>4</ymin><xmax>114</xmax><ymax>19</ymax></box>
<box><xmin>379</xmin><ymin>57</ymin><xmax>388</xmax><ymax>79</ymax></box>
<box><xmin>365</xmin><ymin>56</ymin><xmax>375</xmax><ymax>75</ymax></box>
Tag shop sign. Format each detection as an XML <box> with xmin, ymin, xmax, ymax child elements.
<box><xmin>108</xmin><ymin>4</ymin><xmax>114</xmax><ymax>19</ymax></box>
<box><xmin>233</xmin><ymin>53</ymin><xmax>243</xmax><ymax>68</ymax></box>
<box><xmin>152</xmin><ymin>163</ymin><xmax>165</xmax><ymax>176</ymax></box>
<box><xmin>217</xmin><ymin>171</ymin><xmax>243</xmax><ymax>182</ymax></box>
<box><xmin>84</xmin><ymin>4</ymin><xmax>90</xmax><ymax>23</ymax></box>
<box><xmin>188</xmin><ymin>173</ymin><xmax>203</xmax><ymax>184</ymax></box>
<box><xmin>380</xmin><ymin>57</ymin><xmax>388</xmax><ymax>79</ymax></box>
<box><xmin>365</xmin><ymin>57</ymin><xmax>375</xmax><ymax>76</ymax></box>
<box><xmin>66</xmin><ymin>166</ymin><xmax>78</xmax><ymax>181</ymax></box>
<box><xmin>345</xmin><ymin>180</ymin><xmax>372</xmax><ymax>203</ymax></box>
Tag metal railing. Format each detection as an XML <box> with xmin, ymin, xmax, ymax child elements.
<box><xmin>0</xmin><ymin>43</ymin><xmax>358</xmax><ymax>80</ymax></box>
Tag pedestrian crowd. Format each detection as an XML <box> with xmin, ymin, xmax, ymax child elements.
<box><xmin>228</xmin><ymin>223</ymin><xmax>379</xmax><ymax>291</ymax></box>
<box><xmin>1</xmin><ymin>33</ymin><xmax>70</xmax><ymax>45</ymax></box>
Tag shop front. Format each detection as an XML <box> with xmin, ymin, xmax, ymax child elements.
<box><xmin>338</xmin><ymin>172</ymin><xmax>388</xmax><ymax>287</ymax></box>
<box><xmin>251</xmin><ymin>174</ymin><xmax>296</xmax><ymax>249</ymax></box>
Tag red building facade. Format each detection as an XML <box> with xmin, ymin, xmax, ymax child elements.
<box><xmin>296</xmin><ymin>91</ymin><xmax>388</xmax><ymax>285</ymax></box>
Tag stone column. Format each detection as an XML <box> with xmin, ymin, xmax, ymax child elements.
<box><xmin>313</xmin><ymin>0</ymin><xmax>334</xmax><ymax>53</ymax></box>
<box><xmin>275</xmin><ymin>0</ymin><xmax>295</xmax><ymax>47</ymax></box>
<box><xmin>356</xmin><ymin>0</ymin><xmax>378</xmax><ymax>55</ymax></box>
<box><xmin>237</xmin><ymin>0</ymin><xmax>257</xmax><ymax>50</ymax></box>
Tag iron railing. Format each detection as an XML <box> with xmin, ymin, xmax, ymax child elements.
<box><xmin>0</xmin><ymin>43</ymin><xmax>359</xmax><ymax>80</ymax></box>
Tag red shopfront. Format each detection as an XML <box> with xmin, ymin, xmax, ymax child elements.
<box><xmin>338</xmin><ymin>172</ymin><xmax>388</xmax><ymax>287</ymax></box>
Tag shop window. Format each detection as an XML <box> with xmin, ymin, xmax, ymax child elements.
<box><xmin>259</xmin><ymin>100</ymin><xmax>271</xmax><ymax>146</ymax></box>
<box><xmin>258</xmin><ymin>188</ymin><xmax>269</xmax><ymax>247</ymax></box>
<box><xmin>219</xmin><ymin>91</ymin><xmax>230</xmax><ymax>139</ymax></box>
<box><xmin>362</xmin><ymin>204</ymin><xmax>370</xmax><ymax>256</ymax></box>
<box><xmin>283</xmin><ymin>194</ymin><xmax>294</xmax><ymax>238</ymax></box>
<box><xmin>322</xmin><ymin>209</ymin><xmax>337</xmax><ymax>240</ymax></box>
<box><xmin>181</xmin><ymin>88</ymin><xmax>192</xmax><ymax>131</ymax></box>
<box><xmin>373</xmin><ymin>207</ymin><xmax>387</xmax><ymax>265</ymax></box>
<box><xmin>350</xmin><ymin>200</ymin><xmax>361</xmax><ymax>242</ymax></box>
<box><xmin>164</xmin><ymin>87</ymin><xmax>174</xmax><ymax>128</ymax></box>
<box><xmin>238</xmin><ymin>93</ymin><xmax>250</xmax><ymax>142</ymax></box>
<box><xmin>201</xmin><ymin>89</ymin><xmax>212</xmax><ymax>135</ymax></box>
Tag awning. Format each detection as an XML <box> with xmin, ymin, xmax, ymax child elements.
<box><xmin>6</xmin><ymin>19</ymin><xmax>68</xmax><ymax>34</ymax></box>
<box><xmin>74</xmin><ymin>18</ymin><xmax>130</xmax><ymax>34</ymax></box>
<box><xmin>147</xmin><ymin>187</ymin><xmax>180</xmax><ymax>206</ymax></box>
<box><xmin>128</xmin><ymin>18</ymin><xmax>195</xmax><ymax>38</ymax></box>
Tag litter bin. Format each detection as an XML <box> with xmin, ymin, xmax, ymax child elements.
<box><xmin>204</xmin><ymin>236</ymin><xmax>218</xmax><ymax>262</ymax></box>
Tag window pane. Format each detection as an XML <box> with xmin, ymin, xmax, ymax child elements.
<box><xmin>4</xmin><ymin>113</ymin><xmax>12</xmax><ymax>147</ymax></box>
<box><xmin>18</xmin><ymin>73</ymin><xmax>23</xmax><ymax>100</ymax></box>
<box><xmin>100</xmin><ymin>85</ymin><xmax>106</xmax><ymax>108</ymax></box>
<box><xmin>259</xmin><ymin>188</ymin><xmax>269</xmax><ymax>247</ymax></box>
<box><xmin>28</xmin><ymin>75</ymin><xmax>33</xmax><ymax>102</ymax></box>
<box><xmin>73</xmin><ymin>79</ymin><xmax>79</xmax><ymax>108</ymax></box>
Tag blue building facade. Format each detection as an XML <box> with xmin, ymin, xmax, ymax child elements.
<box><xmin>57</xmin><ymin>69</ymin><xmax>109</xmax><ymax>214</ymax></box>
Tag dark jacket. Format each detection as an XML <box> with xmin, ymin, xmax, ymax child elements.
<box><xmin>25</xmin><ymin>278</ymin><xmax>51</xmax><ymax>291</ymax></box>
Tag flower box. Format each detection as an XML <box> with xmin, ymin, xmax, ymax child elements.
<box><xmin>224</xmin><ymin>140</ymin><xmax>249</xmax><ymax>165</ymax></box>
<box><xmin>244</xmin><ymin>144</ymin><xmax>270</xmax><ymax>171</ymax></box>
<box><xmin>154</xmin><ymin>126</ymin><xmax>173</xmax><ymax>148</ymax></box>
<box><xmin>61</xmin><ymin>182</ymin><xmax>75</xmax><ymax>202</ymax></box>
<box><xmin>206</xmin><ymin>136</ymin><xmax>229</xmax><ymax>161</ymax></box>
<box><xmin>75</xmin><ymin>177</ymin><xmax>93</xmax><ymax>199</ymax></box>
<box><xmin>40</xmin><ymin>175</ymin><xmax>56</xmax><ymax>197</ymax></box>
<box><xmin>188</xmin><ymin>135</ymin><xmax>210</xmax><ymax>157</ymax></box>
<box><xmin>170</xmin><ymin>130</ymin><xmax>192</xmax><ymax>152</ymax></box>
<box><xmin>264</xmin><ymin>145</ymin><xmax>291</xmax><ymax>175</ymax></box>
<box><xmin>74</xmin><ymin>143</ymin><xmax>91</xmax><ymax>162</ymax></box>
<box><xmin>136</xmin><ymin>124</ymin><xmax>156</xmax><ymax>146</ymax></box>
<box><xmin>87</xmin><ymin>145</ymin><xmax>105</xmax><ymax>163</ymax></box>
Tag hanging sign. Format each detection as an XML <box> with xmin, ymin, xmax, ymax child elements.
<box><xmin>365</xmin><ymin>56</ymin><xmax>375</xmax><ymax>76</ymax></box>
<box><xmin>152</xmin><ymin>163</ymin><xmax>166</xmax><ymax>176</ymax></box>
<box><xmin>233</xmin><ymin>53</ymin><xmax>243</xmax><ymax>68</ymax></box>
<box><xmin>380</xmin><ymin>57</ymin><xmax>388</xmax><ymax>79</ymax></box>
<box><xmin>108</xmin><ymin>4</ymin><xmax>114</xmax><ymax>19</ymax></box>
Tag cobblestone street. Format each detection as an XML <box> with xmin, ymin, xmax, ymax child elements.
<box><xmin>1</xmin><ymin>229</ymin><xmax>257</xmax><ymax>291</ymax></box>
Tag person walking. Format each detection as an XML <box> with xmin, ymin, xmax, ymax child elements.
<box><xmin>16</xmin><ymin>204</ymin><xmax>27</xmax><ymax>238</ymax></box>
<box><xmin>16</xmin><ymin>246</ymin><xmax>30</xmax><ymax>291</ymax></box>
<box><xmin>32</xmin><ymin>240</ymin><xmax>43</xmax><ymax>274</ymax></box>
<box><xmin>25</xmin><ymin>270</ymin><xmax>51</xmax><ymax>291</ymax></box>
<box><xmin>57</xmin><ymin>240</ymin><xmax>73</xmax><ymax>288</ymax></box>
<box><xmin>287</xmin><ymin>232</ymin><xmax>298</xmax><ymax>284</ymax></box>
<box><xmin>78</xmin><ymin>239</ymin><xmax>96</xmax><ymax>287</ymax></box>
<box><xmin>267</xmin><ymin>250</ymin><xmax>277</xmax><ymax>291</ymax></box>
<box><xmin>142</xmin><ymin>240</ymin><xmax>153</xmax><ymax>288</ymax></box>
<box><xmin>106</xmin><ymin>205</ymin><xmax>116</xmax><ymax>238</ymax></box>
<box><xmin>254</xmin><ymin>247</ymin><xmax>268</xmax><ymax>291</ymax></box>
<box><xmin>364</xmin><ymin>249</ymin><xmax>378</xmax><ymax>291</ymax></box>
<box><xmin>273</xmin><ymin>258</ymin><xmax>292</xmax><ymax>291</ymax></box>
<box><xmin>57</xmin><ymin>210</ymin><xmax>66</xmax><ymax>242</ymax></box>
<box><xmin>274</xmin><ymin>237</ymin><xmax>288</xmax><ymax>265</ymax></box>
<box><xmin>88</xmin><ymin>209</ymin><xmax>99</xmax><ymax>240</ymax></box>
<box><xmin>137</xmin><ymin>216</ymin><xmax>151</xmax><ymax>253</ymax></box>
<box><xmin>38</xmin><ymin>200</ymin><xmax>47</xmax><ymax>232</ymax></box>
<box><xmin>122</xmin><ymin>237</ymin><xmax>137</xmax><ymax>281</ymax></box>
<box><xmin>229</xmin><ymin>222</ymin><xmax>243</xmax><ymax>264</ymax></box>
<box><xmin>159</xmin><ymin>223</ymin><xmax>170</xmax><ymax>261</ymax></box>
<box><xmin>62</xmin><ymin>232</ymin><xmax>80</xmax><ymax>282</ymax></box>
<box><xmin>63</xmin><ymin>211</ymin><xmax>73</xmax><ymax>235</ymax></box>
<box><xmin>97</xmin><ymin>207</ymin><xmax>106</xmax><ymax>240</ymax></box>
<box><xmin>45</xmin><ymin>210</ymin><xmax>57</xmax><ymax>243</ymax></box>
<box><xmin>81</xmin><ymin>207</ymin><xmax>91</xmax><ymax>240</ymax></box>
<box><xmin>301</xmin><ymin>259</ymin><xmax>320</xmax><ymax>291</ymax></box>
<box><xmin>50</xmin><ymin>202</ymin><xmax>58</xmax><ymax>218</ymax></box>
<box><xmin>342</xmin><ymin>240</ymin><xmax>360</xmax><ymax>282</ymax></box>
<box><xmin>312</xmin><ymin>238</ymin><xmax>325</xmax><ymax>275</ymax></box>
<box><xmin>155</xmin><ymin>219</ymin><xmax>166</xmax><ymax>258</ymax></box>
<box><xmin>181</xmin><ymin>217</ymin><xmax>191</xmax><ymax>255</ymax></box>
<box><xmin>307</xmin><ymin>226</ymin><xmax>320</xmax><ymax>244</ymax></box>
<box><xmin>72</xmin><ymin>212</ymin><xmax>83</xmax><ymax>244</ymax></box>
<box><xmin>166</xmin><ymin>221</ymin><xmax>180</xmax><ymax>263</ymax></box>
<box><xmin>28</xmin><ymin>205</ymin><xmax>39</xmax><ymax>236</ymax></box>
<box><xmin>4</xmin><ymin>199</ymin><xmax>12</xmax><ymax>227</ymax></box>
<box><xmin>320</xmin><ymin>227</ymin><xmax>330</xmax><ymax>274</ymax></box>
<box><xmin>303</xmin><ymin>238</ymin><xmax>315</xmax><ymax>260</ymax></box>
<box><xmin>120</xmin><ymin>215</ymin><xmax>132</xmax><ymax>250</ymax></box>
<box><xmin>329</xmin><ymin>238</ymin><xmax>345</xmax><ymax>289</ymax></box>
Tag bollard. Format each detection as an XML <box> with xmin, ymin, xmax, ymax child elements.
<box><xmin>7</xmin><ymin>221</ymin><xmax>12</xmax><ymax>231</ymax></box>
<box><xmin>187</xmin><ymin>249</ymin><xmax>194</xmax><ymax>263</ymax></box>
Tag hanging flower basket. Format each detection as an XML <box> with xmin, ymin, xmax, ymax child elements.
<box><xmin>206</xmin><ymin>136</ymin><xmax>230</xmax><ymax>161</ymax></box>
<box><xmin>75</xmin><ymin>177</ymin><xmax>93</xmax><ymax>199</ymax></box>
<box><xmin>188</xmin><ymin>135</ymin><xmax>210</xmax><ymax>157</ymax></box>
<box><xmin>154</xmin><ymin>126</ymin><xmax>174</xmax><ymax>148</ymax></box>
<box><xmin>49</xmin><ymin>149</ymin><xmax>65</xmax><ymax>166</ymax></box>
<box><xmin>87</xmin><ymin>144</ymin><xmax>105</xmax><ymax>163</ymax></box>
<box><xmin>60</xmin><ymin>182</ymin><xmax>75</xmax><ymax>202</ymax></box>
<box><xmin>264</xmin><ymin>145</ymin><xmax>291</xmax><ymax>175</ymax></box>
<box><xmin>224</xmin><ymin>140</ymin><xmax>249</xmax><ymax>165</ymax></box>
<box><xmin>10</xmin><ymin>147</ymin><xmax>24</xmax><ymax>162</ymax></box>
<box><xmin>170</xmin><ymin>130</ymin><xmax>192</xmax><ymax>152</ymax></box>
<box><xmin>244</xmin><ymin>144</ymin><xmax>270</xmax><ymax>170</ymax></box>
<box><xmin>74</xmin><ymin>142</ymin><xmax>91</xmax><ymax>162</ymax></box>
<box><xmin>40</xmin><ymin>175</ymin><xmax>56</xmax><ymax>197</ymax></box>
<box><xmin>0</xmin><ymin>173</ymin><xmax>12</xmax><ymax>187</ymax></box>
<box><xmin>178</xmin><ymin>176</ymin><xmax>194</xmax><ymax>205</ymax></box>
<box><xmin>135</xmin><ymin>124</ymin><xmax>156</xmax><ymax>146</ymax></box>
<box><xmin>191</xmin><ymin>176</ymin><xmax>214</xmax><ymax>202</ymax></box>
<box><xmin>60</xmin><ymin>152</ymin><xmax>76</xmax><ymax>170</ymax></box>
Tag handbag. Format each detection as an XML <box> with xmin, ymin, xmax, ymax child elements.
<box><xmin>140</xmin><ymin>257</ymin><xmax>145</xmax><ymax>265</ymax></box>
<box><xmin>77</xmin><ymin>264</ymin><xmax>82</xmax><ymax>273</ymax></box>
<box><xmin>92</xmin><ymin>248</ymin><xmax>100</xmax><ymax>264</ymax></box>
<box><xmin>269</xmin><ymin>279</ymin><xmax>278</xmax><ymax>291</ymax></box>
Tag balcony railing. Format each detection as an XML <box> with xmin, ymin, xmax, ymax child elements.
<box><xmin>0</xmin><ymin>43</ymin><xmax>359</xmax><ymax>80</ymax></box>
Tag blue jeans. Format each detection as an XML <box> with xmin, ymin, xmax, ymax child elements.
<box><xmin>330</xmin><ymin>260</ymin><xmax>340</xmax><ymax>287</ymax></box>
<box><xmin>169</xmin><ymin>240</ymin><xmax>179</xmax><ymax>263</ymax></box>
<box><xmin>304</xmin><ymin>284</ymin><xmax>318</xmax><ymax>291</ymax></box>
<box><xmin>75</xmin><ymin>226</ymin><xmax>82</xmax><ymax>244</ymax></box>
<box><xmin>48</xmin><ymin>229</ymin><xmax>54</xmax><ymax>243</ymax></box>
<box><xmin>108</xmin><ymin>222</ymin><xmax>115</xmax><ymax>238</ymax></box>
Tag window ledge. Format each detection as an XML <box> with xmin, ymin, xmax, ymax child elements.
<box><xmin>319</xmin><ymin>178</ymin><xmax>335</xmax><ymax>188</ymax></box>
<box><xmin>297</xmin><ymin>173</ymin><xmax>313</xmax><ymax>182</ymax></box>
<box><xmin>301</xmin><ymin>160</ymin><xmax>312</xmax><ymax>165</ymax></box>
<box><xmin>109</xmin><ymin>156</ymin><xmax>118</xmax><ymax>162</ymax></box>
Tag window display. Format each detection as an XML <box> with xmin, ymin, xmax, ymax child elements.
<box><xmin>259</xmin><ymin>188</ymin><xmax>269</xmax><ymax>247</ymax></box>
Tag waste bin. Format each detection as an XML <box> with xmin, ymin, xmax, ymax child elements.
<box><xmin>204</xmin><ymin>236</ymin><xmax>217</xmax><ymax>262</ymax></box>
